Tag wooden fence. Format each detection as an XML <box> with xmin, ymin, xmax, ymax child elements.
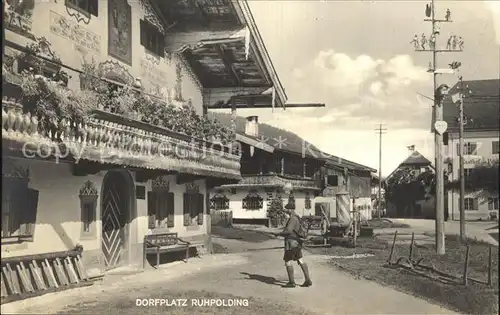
<box><xmin>1</xmin><ymin>247</ymin><xmax>91</xmax><ymax>300</ymax></box>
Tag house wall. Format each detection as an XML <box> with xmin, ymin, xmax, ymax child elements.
<box><xmin>446</xmin><ymin>130</ymin><xmax>500</xmax><ymax>220</ymax></box>
<box><xmin>209</xmin><ymin>188</ymin><xmax>315</xmax><ymax>222</ymax></box>
<box><xmin>1</xmin><ymin>158</ymin><xmax>209</xmax><ymax>274</ymax></box>
<box><xmin>349</xmin><ymin>172</ymin><xmax>371</xmax><ymax>198</ymax></box>
<box><xmin>4</xmin><ymin>0</ymin><xmax>203</xmax><ymax>114</ymax></box>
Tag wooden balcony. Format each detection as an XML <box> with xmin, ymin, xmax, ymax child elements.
<box><xmin>218</xmin><ymin>174</ymin><xmax>319</xmax><ymax>191</ymax></box>
<box><xmin>2</xmin><ymin>98</ymin><xmax>241</xmax><ymax>180</ymax></box>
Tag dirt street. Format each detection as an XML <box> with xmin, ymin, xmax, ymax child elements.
<box><xmin>3</xmin><ymin>235</ymin><xmax>458</xmax><ymax>315</ymax></box>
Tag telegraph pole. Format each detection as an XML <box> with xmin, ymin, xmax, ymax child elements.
<box><xmin>458</xmin><ymin>75</ymin><xmax>466</xmax><ymax>241</ymax></box>
<box><xmin>375</xmin><ymin>124</ymin><xmax>387</xmax><ymax>219</ymax></box>
<box><xmin>412</xmin><ymin>0</ymin><xmax>463</xmax><ymax>254</ymax></box>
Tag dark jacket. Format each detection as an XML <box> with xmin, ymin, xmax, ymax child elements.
<box><xmin>278</xmin><ymin>214</ymin><xmax>301</xmax><ymax>250</ymax></box>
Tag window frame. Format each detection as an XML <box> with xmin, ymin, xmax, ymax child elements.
<box><xmin>183</xmin><ymin>192</ymin><xmax>204</xmax><ymax>226</ymax></box>
<box><xmin>464</xmin><ymin>168</ymin><xmax>473</xmax><ymax>178</ymax></box>
<box><xmin>79</xmin><ymin>195</ymin><xmax>97</xmax><ymax>238</ymax></box>
<box><xmin>148</xmin><ymin>189</ymin><xmax>175</xmax><ymax>229</ymax></box>
<box><xmin>305</xmin><ymin>192</ymin><xmax>312</xmax><ymax>210</ymax></box>
<box><xmin>464</xmin><ymin>197</ymin><xmax>476</xmax><ymax>211</ymax></box>
<box><xmin>488</xmin><ymin>197</ymin><xmax>499</xmax><ymax>211</ymax></box>
<box><xmin>492</xmin><ymin>141</ymin><xmax>500</xmax><ymax>154</ymax></box>
<box><xmin>210</xmin><ymin>193</ymin><xmax>230</xmax><ymax>210</ymax></box>
<box><xmin>1</xmin><ymin>177</ymin><xmax>38</xmax><ymax>244</ymax></box>
<box><xmin>65</xmin><ymin>0</ymin><xmax>99</xmax><ymax>18</ymax></box>
<box><xmin>140</xmin><ymin>19</ymin><xmax>165</xmax><ymax>58</ymax></box>
<box><xmin>242</xmin><ymin>191</ymin><xmax>263</xmax><ymax>211</ymax></box>
<box><xmin>457</xmin><ymin>142</ymin><xmax>478</xmax><ymax>155</ymax></box>
<box><xmin>326</xmin><ymin>175</ymin><xmax>338</xmax><ymax>187</ymax></box>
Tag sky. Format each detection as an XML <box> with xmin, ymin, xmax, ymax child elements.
<box><xmin>220</xmin><ymin>0</ymin><xmax>500</xmax><ymax>177</ymax></box>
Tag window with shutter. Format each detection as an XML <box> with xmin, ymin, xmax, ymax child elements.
<box><xmin>305</xmin><ymin>192</ymin><xmax>312</xmax><ymax>210</ymax></box>
<box><xmin>286</xmin><ymin>192</ymin><xmax>296</xmax><ymax>209</ymax></box>
<box><xmin>492</xmin><ymin>141</ymin><xmax>500</xmax><ymax>154</ymax></box>
<box><xmin>464</xmin><ymin>197</ymin><xmax>477</xmax><ymax>211</ymax></box>
<box><xmin>19</xmin><ymin>188</ymin><xmax>39</xmax><ymax>241</ymax></box>
<box><xmin>139</xmin><ymin>19</ymin><xmax>165</xmax><ymax>57</ymax></box>
<box><xmin>79</xmin><ymin>180</ymin><xmax>98</xmax><ymax>238</ymax></box>
<box><xmin>147</xmin><ymin>191</ymin><xmax>157</xmax><ymax>229</ymax></box>
<box><xmin>156</xmin><ymin>194</ymin><xmax>168</xmax><ymax>223</ymax></box>
<box><xmin>1</xmin><ymin>180</ymin><xmax>38</xmax><ymax>243</ymax></box>
<box><xmin>183</xmin><ymin>193</ymin><xmax>190</xmax><ymax>226</ymax></box>
<box><xmin>197</xmin><ymin>193</ymin><xmax>204</xmax><ymax>225</ymax></box>
<box><xmin>65</xmin><ymin>0</ymin><xmax>99</xmax><ymax>17</ymax></box>
<box><xmin>166</xmin><ymin>192</ymin><xmax>175</xmax><ymax>227</ymax></box>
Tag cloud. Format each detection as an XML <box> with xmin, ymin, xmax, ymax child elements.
<box><xmin>486</xmin><ymin>1</ymin><xmax>500</xmax><ymax>45</ymax></box>
<box><xmin>282</xmin><ymin>50</ymin><xmax>433</xmax><ymax>130</ymax></box>
<box><xmin>237</xmin><ymin>49</ymin><xmax>435</xmax><ymax>171</ymax></box>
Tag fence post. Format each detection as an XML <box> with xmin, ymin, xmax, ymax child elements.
<box><xmin>463</xmin><ymin>244</ymin><xmax>470</xmax><ymax>285</ymax></box>
<box><xmin>409</xmin><ymin>232</ymin><xmax>415</xmax><ymax>262</ymax></box>
<box><xmin>387</xmin><ymin>230</ymin><xmax>398</xmax><ymax>264</ymax></box>
<box><xmin>488</xmin><ymin>246</ymin><xmax>493</xmax><ymax>286</ymax></box>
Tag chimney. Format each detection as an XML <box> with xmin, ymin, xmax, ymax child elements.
<box><xmin>245</xmin><ymin>116</ymin><xmax>259</xmax><ymax>137</ymax></box>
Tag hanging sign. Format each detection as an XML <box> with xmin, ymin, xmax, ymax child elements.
<box><xmin>434</xmin><ymin>121</ymin><xmax>448</xmax><ymax>135</ymax></box>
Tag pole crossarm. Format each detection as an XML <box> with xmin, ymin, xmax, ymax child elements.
<box><xmin>415</xmin><ymin>50</ymin><xmax>463</xmax><ymax>53</ymax></box>
<box><xmin>424</xmin><ymin>19</ymin><xmax>453</xmax><ymax>22</ymax></box>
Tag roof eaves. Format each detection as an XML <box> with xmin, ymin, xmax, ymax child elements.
<box><xmin>236</xmin><ymin>0</ymin><xmax>287</xmax><ymax>107</ymax></box>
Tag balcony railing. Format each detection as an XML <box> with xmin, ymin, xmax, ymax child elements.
<box><xmin>2</xmin><ymin>97</ymin><xmax>241</xmax><ymax>179</ymax></box>
<box><xmin>2</xmin><ymin>36</ymin><xmax>243</xmax><ymax>179</ymax></box>
<box><xmin>227</xmin><ymin>174</ymin><xmax>319</xmax><ymax>190</ymax></box>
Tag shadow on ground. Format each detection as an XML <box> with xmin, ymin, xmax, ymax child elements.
<box><xmin>211</xmin><ymin>226</ymin><xmax>275</xmax><ymax>243</ymax></box>
<box><xmin>487</xmin><ymin>225</ymin><xmax>499</xmax><ymax>241</ymax></box>
<box><xmin>240</xmin><ymin>272</ymin><xmax>287</xmax><ymax>286</ymax></box>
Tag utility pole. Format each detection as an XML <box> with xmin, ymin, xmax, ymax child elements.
<box><xmin>375</xmin><ymin>124</ymin><xmax>387</xmax><ymax>219</ymax></box>
<box><xmin>412</xmin><ymin>0</ymin><xmax>463</xmax><ymax>255</ymax></box>
<box><xmin>457</xmin><ymin>75</ymin><xmax>466</xmax><ymax>241</ymax></box>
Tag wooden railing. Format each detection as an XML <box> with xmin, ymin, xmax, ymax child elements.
<box><xmin>2</xmin><ymin>98</ymin><xmax>241</xmax><ymax>178</ymax></box>
<box><xmin>238</xmin><ymin>174</ymin><xmax>319</xmax><ymax>190</ymax></box>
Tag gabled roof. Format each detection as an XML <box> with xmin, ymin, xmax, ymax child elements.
<box><xmin>443</xmin><ymin>79</ymin><xmax>500</xmax><ymax>132</ymax></box>
<box><xmin>209</xmin><ymin>112</ymin><xmax>376</xmax><ymax>172</ymax></box>
<box><xmin>385</xmin><ymin>151</ymin><xmax>433</xmax><ymax>182</ymax></box>
<box><xmin>400</xmin><ymin>151</ymin><xmax>432</xmax><ymax>166</ymax></box>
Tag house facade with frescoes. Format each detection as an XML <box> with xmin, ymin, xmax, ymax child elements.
<box><xmin>207</xmin><ymin>113</ymin><xmax>376</xmax><ymax>226</ymax></box>
<box><xmin>443</xmin><ymin>79</ymin><xmax>500</xmax><ymax>221</ymax></box>
<box><xmin>1</xmin><ymin>0</ymin><xmax>291</xmax><ymax>296</ymax></box>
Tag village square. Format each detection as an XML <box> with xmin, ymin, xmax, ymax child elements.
<box><xmin>1</xmin><ymin>0</ymin><xmax>499</xmax><ymax>314</ymax></box>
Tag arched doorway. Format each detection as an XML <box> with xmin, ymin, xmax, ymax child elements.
<box><xmin>101</xmin><ymin>171</ymin><xmax>131</xmax><ymax>269</ymax></box>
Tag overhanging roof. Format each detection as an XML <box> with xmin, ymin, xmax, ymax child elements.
<box><xmin>443</xmin><ymin>79</ymin><xmax>500</xmax><ymax>132</ymax></box>
<box><xmin>150</xmin><ymin>0</ymin><xmax>323</xmax><ymax>110</ymax></box>
<box><xmin>156</xmin><ymin>0</ymin><xmax>287</xmax><ymax>108</ymax></box>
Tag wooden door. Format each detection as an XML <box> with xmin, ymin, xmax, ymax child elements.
<box><xmin>101</xmin><ymin>172</ymin><xmax>127</xmax><ymax>269</ymax></box>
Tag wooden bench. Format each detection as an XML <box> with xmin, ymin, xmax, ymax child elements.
<box><xmin>143</xmin><ymin>233</ymin><xmax>204</xmax><ymax>269</ymax></box>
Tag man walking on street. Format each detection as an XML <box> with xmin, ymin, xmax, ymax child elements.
<box><xmin>276</xmin><ymin>205</ymin><xmax>312</xmax><ymax>288</ymax></box>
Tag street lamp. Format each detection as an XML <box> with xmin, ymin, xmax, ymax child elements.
<box><xmin>283</xmin><ymin>182</ymin><xmax>293</xmax><ymax>194</ymax></box>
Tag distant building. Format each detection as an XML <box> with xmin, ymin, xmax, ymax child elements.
<box><xmin>443</xmin><ymin>79</ymin><xmax>500</xmax><ymax>221</ymax></box>
<box><xmin>385</xmin><ymin>151</ymin><xmax>436</xmax><ymax>218</ymax></box>
<box><xmin>208</xmin><ymin>113</ymin><xmax>376</xmax><ymax>225</ymax></box>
